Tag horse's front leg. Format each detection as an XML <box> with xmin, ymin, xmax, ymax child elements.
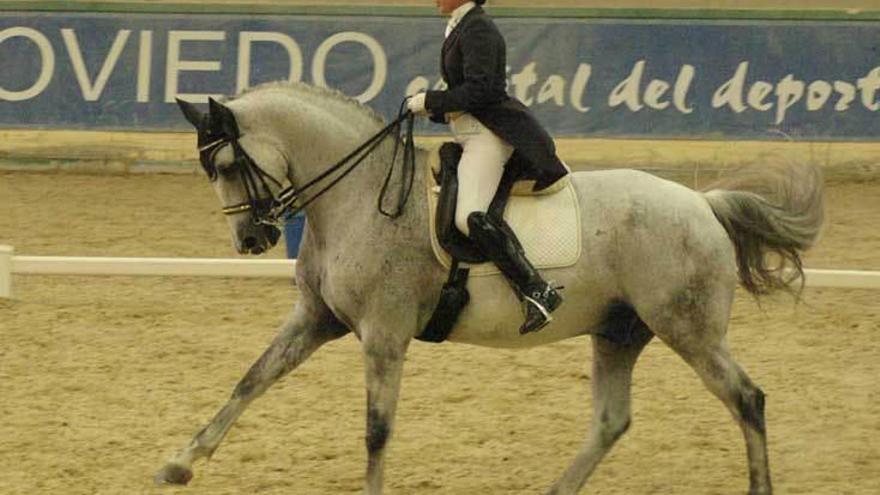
<box><xmin>154</xmin><ymin>290</ymin><xmax>348</xmax><ymax>485</ymax></box>
<box><xmin>360</xmin><ymin>318</ymin><xmax>413</xmax><ymax>495</ymax></box>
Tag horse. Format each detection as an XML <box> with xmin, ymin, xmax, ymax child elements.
<box><xmin>155</xmin><ymin>81</ymin><xmax>824</xmax><ymax>495</ymax></box>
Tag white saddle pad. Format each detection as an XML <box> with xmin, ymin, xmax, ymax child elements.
<box><xmin>427</xmin><ymin>171</ymin><xmax>582</xmax><ymax>277</ymax></box>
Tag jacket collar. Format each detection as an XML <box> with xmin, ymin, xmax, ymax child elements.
<box><xmin>444</xmin><ymin>4</ymin><xmax>482</xmax><ymax>40</ymax></box>
<box><xmin>446</xmin><ymin>1</ymin><xmax>476</xmax><ymax>37</ymax></box>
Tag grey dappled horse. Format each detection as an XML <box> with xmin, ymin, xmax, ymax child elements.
<box><xmin>156</xmin><ymin>82</ymin><xmax>824</xmax><ymax>495</ymax></box>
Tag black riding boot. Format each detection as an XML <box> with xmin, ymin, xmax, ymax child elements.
<box><xmin>467</xmin><ymin>211</ymin><xmax>563</xmax><ymax>334</ymax></box>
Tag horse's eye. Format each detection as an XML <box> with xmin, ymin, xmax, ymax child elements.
<box><xmin>217</xmin><ymin>160</ymin><xmax>240</xmax><ymax>178</ymax></box>
<box><xmin>214</xmin><ymin>150</ymin><xmax>245</xmax><ymax>178</ymax></box>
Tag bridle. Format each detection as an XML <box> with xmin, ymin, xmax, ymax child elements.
<box><xmin>199</xmin><ymin>101</ymin><xmax>416</xmax><ymax>227</ymax></box>
<box><xmin>199</xmin><ymin>136</ymin><xmax>285</xmax><ymax>220</ymax></box>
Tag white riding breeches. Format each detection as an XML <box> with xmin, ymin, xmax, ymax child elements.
<box><xmin>451</xmin><ymin>113</ymin><xmax>514</xmax><ymax>236</ymax></box>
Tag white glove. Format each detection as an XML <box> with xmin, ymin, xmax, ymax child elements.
<box><xmin>407</xmin><ymin>93</ymin><xmax>428</xmax><ymax>116</ymax></box>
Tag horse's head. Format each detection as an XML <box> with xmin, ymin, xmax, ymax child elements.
<box><xmin>176</xmin><ymin>97</ymin><xmax>289</xmax><ymax>255</ymax></box>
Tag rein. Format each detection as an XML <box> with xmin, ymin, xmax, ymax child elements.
<box><xmin>269</xmin><ymin>101</ymin><xmax>416</xmax><ymax>223</ymax></box>
<box><xmin>201</xmin><ymin>100</ymin><xmax>416</xmax><ymax>226</ymax></box>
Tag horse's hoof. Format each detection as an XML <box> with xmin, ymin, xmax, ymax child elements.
<box><xmin>154</xmin><ymin>463</ymin><xmax>194</xmax><ymax>486</ymax></box>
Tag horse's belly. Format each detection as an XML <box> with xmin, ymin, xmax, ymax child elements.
<box><xmin>444</xmin><ymin>276</ymin><xmax>604</xmax><ymax>349</ymax></box>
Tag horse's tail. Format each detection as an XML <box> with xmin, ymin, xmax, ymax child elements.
<box><xmin>702</xmin><ymin>159</ymin><xmax>825</xmax><ymax>296</ymax></box>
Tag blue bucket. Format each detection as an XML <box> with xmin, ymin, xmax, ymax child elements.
<box><xmin>283</xmin><ymin>212</ymin><xmax>306</xmax><ymax>259</ymax></box>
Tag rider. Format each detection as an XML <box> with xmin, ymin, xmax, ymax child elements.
<box><xmin>408</xmin><ymin>0</ymin><xmax>569</xmax><ymax>334</ymax></box>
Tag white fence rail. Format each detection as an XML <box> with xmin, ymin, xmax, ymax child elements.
<box><xmin>0</xmin><ymin>245</ymin><xmax>297</xmax><ymax>298</ymax></box>
<box><xmin>11</xmin><ymin>255</ymin><xmax>296</xmax><ymax>279</ymax></box>
<box><xmin>1</xmin><ymin>245</ymin><xmax>879</xmax><ymax>299</ymax></box>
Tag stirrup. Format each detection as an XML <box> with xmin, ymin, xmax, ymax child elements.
<box><xmin>519</xmin><ymin>283</ymin><xmax>563</xmax><ymax>334</ymax></box>
<box><xmin>520</xmin><ymin>296</ymin><xmax>554</xmax><ymax>334</ymax></box>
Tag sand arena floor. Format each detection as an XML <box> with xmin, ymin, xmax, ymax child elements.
<box><xmin>0</xmin><ymin>171</ymin><xmax>878</xmax><ymax>494</ymax></box>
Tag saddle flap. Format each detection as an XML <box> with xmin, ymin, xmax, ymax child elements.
<box><xmin>434</xmin><ymin>143</ymin><xmax>485</xmax><ymax>263</ymax></box>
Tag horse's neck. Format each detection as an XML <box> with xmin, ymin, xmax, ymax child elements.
<box><xmin>282</xmin><ymin>118</ymin><xmax>429</xmax><ymax>250</ymax></box>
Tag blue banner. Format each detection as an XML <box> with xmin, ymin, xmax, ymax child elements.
<box><xmin>1</xmin><ymin>12</ymin><xmax>879</xmax><ymax>139</ymax></box>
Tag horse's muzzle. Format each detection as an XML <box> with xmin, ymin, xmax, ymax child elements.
<box><xmin>239</xmin><ymin>224</ymin><xmax>281</xmax><ymax>255</ymax></box>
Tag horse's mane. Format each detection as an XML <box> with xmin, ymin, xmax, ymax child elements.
<box><xmin>226</xmin><ymin>81</ymin><xmax>387</xmax><ymax>127</ymax></box>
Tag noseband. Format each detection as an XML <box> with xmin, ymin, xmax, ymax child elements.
<box><xmin>199</xmin><ymin>102</ymin><xmax>415</xmax><ymax>227</ymax></box>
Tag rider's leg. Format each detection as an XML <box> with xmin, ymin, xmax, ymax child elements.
<box><xmin>452</xmin><ymin>114</ymin><xmax>563</xmax><ymax>334</ymax></box>
<box><xmin>452</xmin><ymin>114</ymin><xmax>510</xmax><ymax>236</ymax></box>
<box><xmin>467</xmin><ymin>211</ymin><xmax>563</xmax><ymax>334</ymax></box>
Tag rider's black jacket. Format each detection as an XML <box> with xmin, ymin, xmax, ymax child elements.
<box><xmin>424</xmin><ymin>5</ymin><xmax>568</xmax><ymax>191</ymax></box>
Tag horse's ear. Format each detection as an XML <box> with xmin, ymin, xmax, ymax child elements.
<box><xmin>208</xmin><ymin>97</ymin><xmax>240</xmax><ymax>138</ymax></box>
<box><xmin>175</xmin><ymin>98</ymin><xmax>204</xmax><ymax>129</ymax></box>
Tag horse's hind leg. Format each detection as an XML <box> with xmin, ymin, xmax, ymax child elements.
<box><xmin>547</xmin><ymin>320</ymin><xmax>654</xmax><ymax>495</ymax></box>
<box><xmin>154</xmin><ymin>292</ymin><xmax>348</xmax><ymax>485</ymax></box>
<box><xmin>647</xmin><ymin>300</ymin><xmax>772</xmax><ymax>495</ymax></box>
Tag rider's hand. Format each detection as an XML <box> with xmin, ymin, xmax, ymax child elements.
<box><xmin>407</xmin><ymin>93</ymin><xmax>428</xmax><ymax>116</ymax></box>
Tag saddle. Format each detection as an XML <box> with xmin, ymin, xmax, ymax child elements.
<box><xmin>428</xmin><ymin>142</ymin><xmax>581</xmax><ymax>275</ymax></box>
<box><xmin>418</xmin><ymin>142</ymin><xmax>581</xmax><ymax>343</ymax></box>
